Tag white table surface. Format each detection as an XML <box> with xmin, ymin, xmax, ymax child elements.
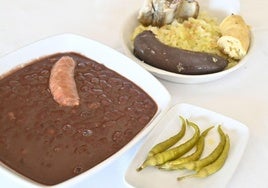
<box><xmin>0</xmin><ymin>0</ymin><xmax>268</xmax><ymax>187</ymax></box>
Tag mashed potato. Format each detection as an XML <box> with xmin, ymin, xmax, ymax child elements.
<box><xmin>132</xmin><ymin>12</ymin><xmax>238</xmax><ymax>68</ymax></box>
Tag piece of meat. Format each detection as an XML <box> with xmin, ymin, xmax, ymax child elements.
<box><xmin>49</xmin><ymin>56</ymin><xmax>79</xmax><ymax>106</ymax></box>
<box><xmin>133</xmin><ymin>30</ymin><xmax>228</xmax><ymax>75</ymax></box>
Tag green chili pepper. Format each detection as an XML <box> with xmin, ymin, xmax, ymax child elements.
<box><xmin>177</xmin><ymin>134</ymin><xmax>230</xmax><ymax>180</ymax></box>
<box><xmin>147</xmin><ymin>116</ymin><xmax>187</xmax><ymax>158</ymax></box>
<box><xmin>177</xmin><ymin>125</ymin><xmax>226</xmax><ymax>171</ymax></box>
<box><xmin>160</xmin><ymin>126</ymin><xmax>214</xmax><ymax>170</ymax></box>
<box><xmin>136</xmin><ymin>119</ymin><xmax>200</xmax><ymax>171</ymax></box>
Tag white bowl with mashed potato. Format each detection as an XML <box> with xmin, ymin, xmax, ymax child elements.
<box><xmin>121</xmin><ymin>0</ymin><xmax>251</xmax><ymax>84</ymax></box>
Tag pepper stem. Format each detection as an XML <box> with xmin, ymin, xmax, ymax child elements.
<box><xmin>136</xmin><ymin>164</ymin><xmax>145</xmax><ymax>172</ymax></box>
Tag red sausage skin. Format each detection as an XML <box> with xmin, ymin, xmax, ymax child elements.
<box><xmin>49</xmin><ymin>56</ymin><xmax>79</xmax><ymax>106</ymax></box>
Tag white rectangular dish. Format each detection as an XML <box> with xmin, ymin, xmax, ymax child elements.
<box><xmin>125</xmin><ymin>103</ymin><xmax>249</xmax><ymax>188</ymax></box>
<box><xmin>0</xmin><ymin>33</ymin><xmax>171</xmax><ymax>187</ymax></box>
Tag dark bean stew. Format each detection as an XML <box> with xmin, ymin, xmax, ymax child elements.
<box><xmin>0</xmin><ymin>52</ymin><xmax>157</xmax><ymax>185</ymax></box>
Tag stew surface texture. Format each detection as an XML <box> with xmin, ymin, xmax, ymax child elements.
<box><xmin>0</xmin><ymin>52</ymin><xmax>157</xmax><ymax>185</ymax></box>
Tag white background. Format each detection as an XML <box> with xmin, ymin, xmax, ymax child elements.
<box><xmin>0</xmin><ymin>0</ymin><xmax>267</xmax><ymax>187</ymax></box>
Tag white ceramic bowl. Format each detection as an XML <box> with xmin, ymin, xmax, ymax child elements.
<box><xmin>0</xmin><ymin>33</ymin><xmax>171</xmax><ymax>187</ymax></box>
<box><xmin>121</xmin><ymin>0</ymin><xmax>251</xmax><ymax>84</ymax></box>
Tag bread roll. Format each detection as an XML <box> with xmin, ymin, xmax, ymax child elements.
<box><xmin>217</xmin><ymin>14</ymin><xmax>250</xmax><ymax>59</ymax></box>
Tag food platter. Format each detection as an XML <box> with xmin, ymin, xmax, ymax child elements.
<box><xmin>121</xmin><ymin>0</ymin><xmax>251</xmax><ymax>84</ymax></box>
<box><xmin>125</xmin><ymin>103</ymin><xmax>249</xmax><ymax>188</ymax></box>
